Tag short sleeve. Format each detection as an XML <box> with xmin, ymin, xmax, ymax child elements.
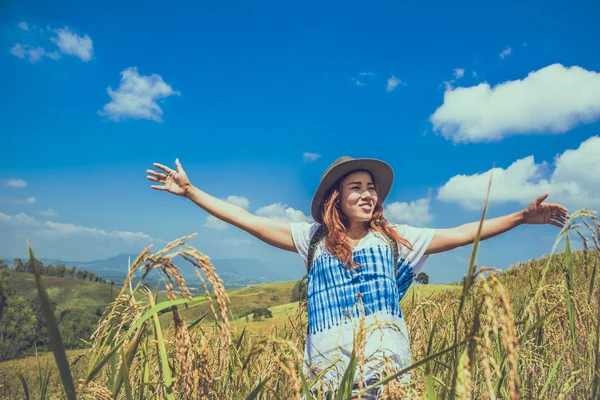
<box><xmin>290</xmin><ymin>221</ymin><xmax>321</xmax><ymax>268</ymax></box>
<box><xmin>393</xmin><ymin>224</ymin><xmax>435</xmax><ymax>275</ymax></box>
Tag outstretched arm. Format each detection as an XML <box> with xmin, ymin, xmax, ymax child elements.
<box><xmin>425</xmin><ymin>193</ymin><xmax>569</xmax><ymax>255</ymax></box>
<box><xmin>147</xmin><ymin>159</ymin><xmax>297</xmax><ymax>253</ymax></box>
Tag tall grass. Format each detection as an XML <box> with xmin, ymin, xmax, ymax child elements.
<box><xmin>9</xmin><ymin>200</ymin><xmax>600</xmax><ymax>398</ymax></box>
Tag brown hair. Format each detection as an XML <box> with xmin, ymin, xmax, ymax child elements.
<box><xmin>320</xmin><ymin>171</ymin><xmax>413</xmax><ymax>270</ymax></box>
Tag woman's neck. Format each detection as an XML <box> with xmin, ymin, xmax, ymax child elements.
<box><xmin>345</xmin><ymin>220</ymin><xmax>369</xmax><ymax>240</ymax></box>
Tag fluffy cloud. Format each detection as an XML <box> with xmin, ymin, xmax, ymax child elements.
<box><xmin>500</xmin><ymin>47</ymin><xmax>512</xmax><ymax>59</ymax></box>
<box><xmin>37</xmin><ymin>208</ymin><xmax>58</xmax><ymax>217</ymax></box>
<box><xmin>0</xmin><ymin>212</ymin><xmax>39</xmax><ymax>227</ymax></box>
<box><xmin>255</xmin><ymin>203</ymin><xmax>313</xmax><ymax>223</ymax></box>
<box><xmin>50</xmin><ymin>26</ymin><xmax>93</xmax><ymax>62</ymax></box>
<box><xmin>303</xmin><ymin>152</ymin><xmax>321</xmax><ymax>162</ymax></box>
<box><xmin>98</xmin><ymin>67</ymin><xmax>180</xmax><ymax>122</ymax></box>
<box><xmin>384</xmin><ymin>197</ymin><xmax>433</xmax><ymax>227</ymax></box>
<box><xmin>10</xmin><ymin>24</ymin><xmax>92</xmax><ymax>63</ymax></box>
<box><xmin>453</xmin><ymin>68</ymin><xmax>465</xmax><ymax>79</ymax></box>
<box><xmin>0</xmin><ymin>178</ymin><xmax>27</xmax><ymax>188</ymax></box>
<box><xmin>437</xmin><ymin>136</ymin><xmax>600</xmax><ymax>211</ymax></box>
<box><xmin>430</xmin><ymin>64</ymin><xmax>600</xmax><ymax>143</ymax></box>
<box><xmin>387</xmin><ymin>76</ymin><xmax>401</xmax><ymax>92</ymax></box>
<box><xmin>0</xmin><ymin>212</ymin><xmax>164</xmax><ymax>259</ymax></box>
<box><xmin>204</xmin><ymin>196</ymin><xmax>250</xmax><ymax>230</ymax></box>
<box><xmin>0</xmin><ymin>195</ymin><xmax>36</xmax><ymax>204</ymax></box>
<box><xmin>10</xmin><ymin>44</ymin><xmax>59</xmax><ymax>63</ymax></box>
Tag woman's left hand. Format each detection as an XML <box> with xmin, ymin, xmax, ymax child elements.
<box><xmin>522</xmin><ymin>193</ymin><xmax>570</xmax><ymax>228</ymax></box>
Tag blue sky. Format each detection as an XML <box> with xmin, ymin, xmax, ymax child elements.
<box><xmin>1</xmin><ymin>0</ymin><xmax>599</xmax><ymax>283</ymax></box>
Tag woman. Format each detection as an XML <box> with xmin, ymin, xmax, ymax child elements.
<box><xmin>146</xmin><ymin>156</ymin><xmax>568</xmax><ymax>398</ymax></box>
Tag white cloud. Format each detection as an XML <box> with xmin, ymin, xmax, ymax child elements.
<box><xmin>387</xmin><ymin>76</ymin><xmax>401</xmax><ymax>92</ymax></box>
<box><xmin>255</xmin><ymin>203</ymin><xmax>313</xmax><ymax>223</ymax></box>
<box><xmin>50</xmin><ymin>26</ymin><xmax>93</xmax><ymax>62</ymax></box>
<box><xmin>10</xmin><ymin>43</ymin><xmax>60</xmax><ymax>63</ymax></box>
<box><xmin>18</xmin><ymin>22</ymin><xmax>29</xmax><ymax>31</ymax></box>
<box><xmin>0</xmin><ymin>212</ymin><xmax>165</xmax><ymax>259</ymax></box>
<box><xmin>500</xmin><ymin>47</ymin><xmax>512</xmax><ymax>59</ymax></box>
<box><xmin>42</xmin><ymin>221</ymin><xmax>156</xmax><ymax>242</ymax></box>
<box><xmin>437</xmin><ymin>136</ymin><xmax>600</xmax><ymax>211</ymax></box>
<box><xmin>303</xmin><ymin>152</ymin><xmax>321</xmax><ymax>162</ymax></box>
<box><xmin>1</xmin><ymin>178</ymin><xmax>27</xmax><ymax>188</ymax></box>
<box><xmin>0</xmin><ymin>195</ymin><xmax>36</xmax><ymax>204</ymax></box>
<box><xmin>27</xmin><ymin>47</ymin><xmax>46</xmax><ymax>63</ymax></box>
<box><xmin>359</xmin><ymin>72</ymin><xmax>375</xmax><ymax>76</ymax></box>
<box><xmin>204</xmin><ymin>196</ymin><xmax>250</xmax><ymax>230</ymax></box>
<box><xmin>0</xmin><ymin>212</ymin><xmax>39</xmax><ymax>227</ymax></box>
<box><xmin>204</xmin><ymin>216</ymin><xmax>228</xmax><ymax>230</ymax></box>
<box><xmin>384</xmin><ymin>197</ymin><xmax>433</xmax><ymax>227</ymax></box>
<box><xmin>225</xmin><ymin>195</ymin><xmax>250</xmax><ymax>209</ymax></box>
<box><xmin>37</xmin><ymin>208</ymin><xmax>58</xmax><ymax>217</ymax></box>
<box><xmin>430</xmin><ymin>63</ymin><xmax>600</xmax><ymax>143</ymax></box>
<box><xmin>453</xmin><ymin>68</ymin><xmax>465</xmax><ymax>79</ymax></box>
<box><xmin>10</xmin><ymin>43</ymin><xmax>26</xmax><ymax>58</ymax></box>
<box><xmin>472</xmin><ymin>71</ymin><xmax>478</xmax><ymax>78</ymax></box>
<box><xmin>98</xmin><ymin>67</ymin><xmax>180</xmax><ymax>122</ymax></box>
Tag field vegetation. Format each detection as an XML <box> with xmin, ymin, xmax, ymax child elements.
<box><xmin>1</xmin><ymin>190</ymin><xmax>599</xmax><ymax>399</ymax></box>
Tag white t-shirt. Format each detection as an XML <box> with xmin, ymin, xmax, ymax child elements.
<box><xmin>289</xmin><ymin>221</ymin><xmax>435</xmax><ymax>393</ymax></box>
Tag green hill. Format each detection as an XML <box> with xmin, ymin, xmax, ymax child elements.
<box><xmin>6</xmin><ymin>270</ymin><xmax>116</xmax><ymax>314</ymax></box>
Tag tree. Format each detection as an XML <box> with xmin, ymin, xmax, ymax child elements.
<box><xmin>415</xmin><ymin>272</ymin><xmax>429</xmax><ymax>285</ymax></box>
<box><xmin>55</xmin><ymin>264</ymin><xmax>66</xmax><ymax>278</ymax></box>
<box><xmin>291</xmin><ymin>279</ymin><xmax>308</xmax><ymax>302</ymax></box>
<box><xmin>252</xmin><ymin>308</ymin><xmax>273</xmax><ymax>321</ymax></box>
<box><xmin>13</xmin><ymin>258</ymin><xmax>25</xmax><ymax>272</ymax></box>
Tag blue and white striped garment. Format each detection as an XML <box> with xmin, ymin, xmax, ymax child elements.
<box><xmin>290</xmin><ymin>222</ymin><xmax>435</xmax><ymax>393</ymax></box>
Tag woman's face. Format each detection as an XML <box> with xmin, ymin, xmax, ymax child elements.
<box><xmin>339</xmin><ymin>170</ymin><xmax>378</xmax><ymax>223</ymax></box>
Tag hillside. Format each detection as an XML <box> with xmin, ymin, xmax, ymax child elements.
<box><xmin>3</xmin><ymin>253</ymin><xmax>305</xmax><ymax>290</ymax></box>
<box><xmin>6</xmin><ymin>270</ymin><xmax>116</xmax><ymax>314</ymax></box>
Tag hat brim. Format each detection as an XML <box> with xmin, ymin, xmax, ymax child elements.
<box><xmin>311</xmin><ymin>158</ymin><xmax>393</xmax><ymax>224</ymax></box>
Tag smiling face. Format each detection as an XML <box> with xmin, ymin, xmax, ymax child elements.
<box><xmin>338</xmin><ymin>170</ymin><xmax>378</xmax><ymax>223</ymax></box>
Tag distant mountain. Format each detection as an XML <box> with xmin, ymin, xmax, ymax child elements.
<box><xmin>3</xmin><ymin>253</ymin><xmax>299</xmax><ymax>290</ymax></box>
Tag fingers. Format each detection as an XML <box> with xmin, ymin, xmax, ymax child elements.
<box><xmin>548</xmin><ymin>203</ymin><xmax>568</xmax><ymax>214</ymax></box>
<box><xmin>549</xmin><ymin>220</ymin><xmax>563</xmax><ymax>228</ymax></box>
<box><xmin>147</xmin><ymin>175</ymin><xmax>162</xmax><ymax>183</ymax></box>
<box><xmin>147</xmin><ymin>169</ymin><xmax>167</xmax><ymax>180</ymax></box>
<box><xmin>552</xmin><ymin>214</ymin><xmax>568</xmax><ymax>224</ymax></box>
<box><xmin>175</xmin><ymin>158</ymin><xmax>183</xmax><ymax>173</ymax></box>
<box><xmin>150</xmin><ymin>185</ymin><xmax>167</xmax><ymax>191</ymax></box>
<box><xmin>153</xmin><ymin>162</ymin><xmax>173</xmax><ymax>174</ymax></box>
<box><xmin>536</xmin><ymin>193</ymin><xmax>549</xmax><ymax>205</ymax></box>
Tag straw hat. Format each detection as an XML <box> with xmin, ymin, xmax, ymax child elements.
<box><xmin>310</xmin><ymin>156</ymin><xmax>394</xmax><ymax>224</ymax></box>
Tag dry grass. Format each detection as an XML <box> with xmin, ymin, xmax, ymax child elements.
<box><xmin>2</xmin><ymin>205</ymin><xmax>599</xmax><ymax>399</ymax></box>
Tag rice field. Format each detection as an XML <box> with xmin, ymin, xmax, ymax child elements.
<box><xmin>2</xmin><ymin>203</ymin><xmax>599</xmax><ymax>399</ymax></box>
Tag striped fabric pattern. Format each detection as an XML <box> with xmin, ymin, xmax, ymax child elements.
<box><xmin>306</xmin><ymin>243</ymin><xmax>415</xmax><ymax>335</ymax></box>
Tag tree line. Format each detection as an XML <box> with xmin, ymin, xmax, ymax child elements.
<box><xmin>0</xmin><ymin>263</ymin><xmax>102</xmax><ymax>361</ymax></box>
<box><xmin>3</xmin><ymin>258</ymin><xmax>110</xmax><ymax>285</ymax></box>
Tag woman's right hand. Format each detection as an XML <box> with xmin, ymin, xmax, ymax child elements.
<box><xmin>147</xmin><ymin>158</ymin><xmax>192</xmax><ymax>197</ymax></box>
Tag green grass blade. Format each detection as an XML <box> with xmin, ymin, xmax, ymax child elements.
<box><xmin>245</xmin><ymin>377</ymin><xmax>270</xmax><ymax>400</ymax></box>
<box><xmin>540</xmin><ymin>356</ymin><xmax>562</xmax><ymax>398</ymax></box>
<box><xmin>564</xmin><ymin>232</ymin><xmax>577</xmax><ymax>348</ymax></box>
<box><xmin>84</xmin><ymin>294</ymin><xmax>205</xmax><ymax>385</ymax></box>
<box><xmin>335</xmin><ymin>349</ymin><xmax>358</xmax><ymax>400</ymax></box>
<box><xmin>112</xmin><ymin>323</ymin><xmax>145</xmax><ymax>397</ymax></box>
<box><xmin>588</xmin><ymin>259</ymin><xmax>597</xmax><ymax>305</ymax></box>
<box><xmin>150</xmin><ymin>294</ymin><xmax>175</xmax><ymax>400</ymax></box>
<box><xmin>17</xmin><ymin>373</ymin><xmax>30</xmax><ymax>400</ymax></box>
<box><xmin>27</xmin><ymin>242</ymin><xmax>77</xmax><ymax>400</ymax></box>
<box><xmin>355</xmin><ymin>338</ymin><xmax>469</xmax><ymax>396</ymax></box>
